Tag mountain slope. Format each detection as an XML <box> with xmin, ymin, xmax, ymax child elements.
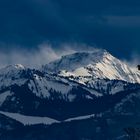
<box><xmin>43</xmin><ymin>50</ymin><xmax>140</xmax><ymax>84</ymax></box>
<box><xmin>0</xmin><ymin>50</ymin><xmax>140</xmax><ymax>120</ymax></box>
<box><xmin>0</xmin><ymin>50</ymin><xmax>140</xmax><ymax>139</ymax></box>
<box><xmin>0</xmin><ymin>62</ymin><xmax>140</xmax><ymax>120</ymax></box>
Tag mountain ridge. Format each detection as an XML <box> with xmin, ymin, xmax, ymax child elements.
<box><xmin>0</xmin><ymin>49</ymin><xmax>140</xmax><ymax>139</ymax></box>
<box><xmin>43</xmin><ymin>50</ymin><xmax>140</xmax><ymax>84</ymax></box>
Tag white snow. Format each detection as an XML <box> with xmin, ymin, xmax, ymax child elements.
<box><xmin>67</xmin><ymin>94</ymin><xmax>76</xmax><ymax>102</ymax></box>
<box><xmin>0</xmin><ymin>64</ymin><xmax>25</xmax><ymax>76</ymax></box>
<box><xmin>0</xmin><ymin>91</ymin><xmax>12</xmax><ymax>106</ymax></box>
<box><xmin>28</xmin><ymin>75</ymin><xmax>51</xmax><ymax>98</ymax></box>
<box><xmin>0</xmin><ymin>111</ymin><xmax>59</xmax><ymax>125</ymax></box>
<box><xmin>45</xmin><ymin>80</ymin><xmax>72</xmax><ymax>95</ymax></box>
<box><xmin>28</xmin><ymin>74</ymin><xmax>73</xmax><ymax>99</ymax></box>
<box><xmin>14</xmin><ymin>64</ymin><xmax>25</xmax><ymax>69</ymax></box>
<box><xmin>0</xmin><ymin>78</ymin><xmax>27</xmax><ymax>89</ymax></box>
<box><xmin>73</xmin><ymin>67</ymin><xmax>91</xmax><ymax>76</ymax></box>
<box><xmin>0</xmin><ymin>49</ymin><xmax>139</xmax><ymax>102</ymax></box>
<box><xmin>45</xmin><ymin>50</ymin><xmax>140</xmax><ymax>85</ymax></box>
<box><xmin>45</xmin><ymin>50</ymin><xmax>106</xmax><ymax>72</ymax></box>
<box><xmin>64</xmin><ymin>114</ymin><xmax>95</xmax><ymax>122</ymax></box>
<box><xmin>0</xmin><ymin>64</ymin><xmax>27</xmax><ymax>89</ymax></box>
<box><xmin>59</xmin><ymin>70</ymin><xmax>75</xmax><ymax>77</ymax></box>
<box><xmin>0</xmin><ymin>111</ymin><xmax>95</xmax><ymax>126</ymax></box>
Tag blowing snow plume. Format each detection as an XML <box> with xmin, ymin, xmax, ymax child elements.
<box><xmin>0</xmin><ymin>43</ymin><xmax>100</xmax><ymax>69</ymax></box>
<box><xmin>0</xmin><ymin>44</ymin><xmax>79</xmax><ymax>69</ymax></box>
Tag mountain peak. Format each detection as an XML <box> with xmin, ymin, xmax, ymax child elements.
<box><xmin>43</xmin><ymin>49</ymin><xmax>111</xmax><ymax>73</ymax></box>
<box><xmin>1</xmin><ymin>64</ymin><xmax>25</xmax><ymax>71</ymax></box>
<box><xmin>14</xmin><ymin>64</ymin><xmax>25</xmax><ymax>69</ymax></box>
<box><xmin>42</xmin><ymin>50</ymin><xmax>140</xmax><ymax>84</ymax></box>
<box><xmin>0</xmin><ymin>64</ymin><xmax>26</xmax><ymax>78</ymax></box>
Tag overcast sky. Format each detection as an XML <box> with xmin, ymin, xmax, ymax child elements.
<box><xmin>0</xmin><ymin>0</ymin><xmax>140</xmax><ymax>67</ymax></box>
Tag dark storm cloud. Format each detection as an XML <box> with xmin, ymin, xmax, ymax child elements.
<box><xmin>0</xmin><ymin>0</ymin><xmax>140</xmax><ymax>59</ymax></box>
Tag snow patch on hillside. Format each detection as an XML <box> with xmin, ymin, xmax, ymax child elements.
<box><xmin>44</xmin><ymin>51</ymin><xmax>140</xmax><ymax>84</ymax></box>
<box><xmin>0</xmin><ymin>111</ymin><xmax>59</xmax><ymax>125</ymax></box>
<box><xmin>65</xmin><ymin>114</ymin><xmax>95</xmax><ymax>122</ymax></box>
<box><xmin>0</xmin><ymin>91</ymin><xmax>12</xmax><ymax>106</ymax></box>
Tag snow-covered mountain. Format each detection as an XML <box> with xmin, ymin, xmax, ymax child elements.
<box><xmin>0</xmin><ymin>63</ymin><xmax>105</xmax><ymax>119</ymax></box>
<box><xmin>0</xmin><ymin>64</ymin><xmax>94</xmax><ymax>101</ymax></box>
<box><xmin>43</xmin><ymin>50</ymin><xmax>140</xmax><ymax>84</ymax></box>
<box><xmin>0</xmin><ymin>50</ymin><xmax>140</xmax><ymax>118</ymax></box>
<box><xmin>1</xmin><ymin>49</ymin><xmax>140</xmax><ymax>140</ymax></box>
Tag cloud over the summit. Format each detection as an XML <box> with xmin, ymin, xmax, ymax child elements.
<box><xmin>0</xmin><ymin>43</ymin><xmax>104</xmax><ymax>69</ymax></box>
<box><xmin>0</xmin><ymin>42</ymin><xmax>138</xmax><ymax>70</ymax></box>
<box><xmin>0</xmin><ymin>45</ymin><xmax>61</xmax><ymax>69</ymax></box>
<box><xmin>0</xmin><ymin>43</ymin><xmax>96</xmax><ymax>68</ymax></box>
